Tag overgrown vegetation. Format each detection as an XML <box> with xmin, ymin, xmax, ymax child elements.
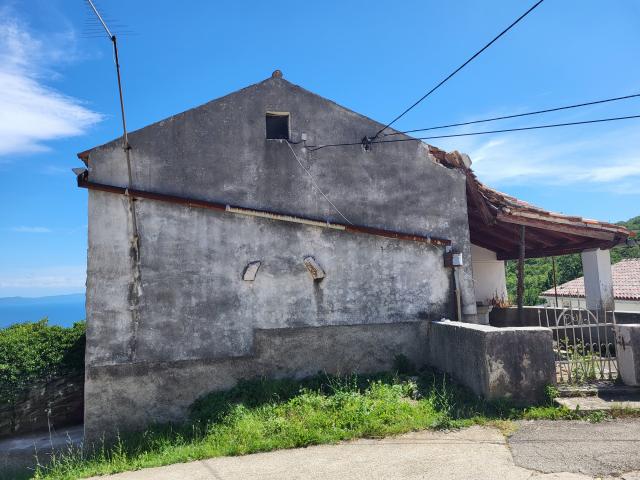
<box><xmin>31</xmin><ymin>368</ymin><xmax>634</xmax><ymax>480</ymax></box>
<box><xmin>0</xmin><ymin>319</ymin><xmax>85</xmax><ymax>407</ymax></box>
<box><xmin>505</xmin><ymin>215</ymin><xmax>639</xmax><ymax>305</ymax></box>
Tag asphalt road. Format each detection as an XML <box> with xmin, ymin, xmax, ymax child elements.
<box><xmin>509</xmin><ymin>419</ymin><xmax>640</xmax><ymax>477</ymax></box>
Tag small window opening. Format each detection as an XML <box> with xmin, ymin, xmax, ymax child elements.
<box><xmin>266</xmin><ymin>112</ymin><xmax>290</xmax><ymax>140</ymax></box>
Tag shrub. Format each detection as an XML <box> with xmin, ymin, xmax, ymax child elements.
<box><xmin>0</xmin><ymin>319</ymin><xmax>85</xmax><ymax>407</ymax></box>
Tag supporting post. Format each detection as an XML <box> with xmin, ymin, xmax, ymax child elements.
<box><xmin>517</xmin><ymin>225</ymin><xmax>526</xmax><ymax>322</ymax></box>
<box><xmin>581</xmin><ymin>248</ymin><xmax>614</xmax><ymax>314</ymax></box>
<box><xmin>552</xmin><ymin>256</ymin><xmax>559</xmax><ymax>308</ymax></box>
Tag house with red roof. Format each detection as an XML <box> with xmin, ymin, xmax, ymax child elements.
<box><xmin>542</xmin><ymin>259</ymin><xmax>640</xmax><ymax>312</ymax></box>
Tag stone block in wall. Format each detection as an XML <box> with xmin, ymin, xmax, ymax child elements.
<box><xmin>427</xmin><ymin>320</ymin><xmax>554</xmax><ymax>404</ymax></box>
<box><xmin>616</xmin><ymin>324</ymin><xmax>640</xmax><ymax>386</ymax></box>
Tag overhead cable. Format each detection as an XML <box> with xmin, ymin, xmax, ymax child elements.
<box><xmin>383</xmin><ymin>93</ymin><xmax>640</xmax><ymax>136</ymax></box>
<box><xmin>308</xmin><ymin>114</ymin><xmax>640</xmax><ymax>151</ymax></box>
<box><xmin>372</xmin><ymin>0</ymin><xmax>546</xmax><ymax>139</ymax></box>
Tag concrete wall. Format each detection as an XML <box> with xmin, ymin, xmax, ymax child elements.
<box><xmin>471</xmin><ymin>244</ymin><xmax>507</xmax><ymax>305</ymax></box>
<box><xmin>489</xmin><ymin>306</ymin><xmax>640</xmax><ymax>328</ymax></box>
<box><xmin>616</xmin><ymin>324</ymin><xmax>640</xmax><ymax>386</ymax></box>
<box><xmin>83</xmin><ymin>75</ymin><xmax>475</xmax><ymax>437</ymax></box>
<box><xmin>87</xmin><ymin>192</ymin><xmax>451</xmax><ymax>364</ymax></box>
<box><xmin>85</xmin><ymin>320</ymin><xmax>430</xmax><ymax>440</ymax></box>
<box><xmin>582</xmin><ymin>249</ymin><xmax>615</xmax><ymax>312</ymax></box>
<box><xmin>427</xmin><ymin>320</ymin><xmax>554</xmax><ymax>403</ymax></box>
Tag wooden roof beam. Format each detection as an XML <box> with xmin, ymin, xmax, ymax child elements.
<box><xmin>465</xmin><ymin>173</ymin><xmax>494</xmax><ymax>225</ymax></box>
<box><xmin>497</xmin><ymin>240</ymin><xmax>614</xmax><ymax>260</ymax></box>
<box><xmin>496</xmin><ymin>212</ymin><xmax>615</xmax><ymax>241</ymax></box>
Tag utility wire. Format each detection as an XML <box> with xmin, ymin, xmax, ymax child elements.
<box><xmin>285</xmin><ymin>141</ymin><xmax>353</xmax><ymax>225</ymax></box>
<box><xmin>383</xmin><ymin>93</ymin><xmax>640</xmax><ymax>136</ymax></box>
<box><xmin>308</xmin><ymin>114</ymin><xmax>640</xmax><ymax>151</ymax></box>
<box><xmin>372</xmin><ymin>0</ymin><xmax>545</xmax><ymax>139</ymax></box>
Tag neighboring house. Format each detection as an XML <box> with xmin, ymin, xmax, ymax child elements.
<box><xmin>75</xmin><ymin>71</ymin><xmax>632</xmax><ymax>438</ymax></box>
<box><xmin>542</xmin><ymin>259</ymin><xmax>640</xmax><ymax>312</ymax></box>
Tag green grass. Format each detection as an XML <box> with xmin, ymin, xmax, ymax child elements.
<box><xmin>30</xmin><ymin>369</ymin><xmax>638</xmax><ymax>480</ymax></box>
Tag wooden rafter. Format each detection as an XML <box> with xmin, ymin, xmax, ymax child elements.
<box><xmin>496</xmin><ymin>212</ymin><xmax>615</xmax><ymax>241</ymax></box>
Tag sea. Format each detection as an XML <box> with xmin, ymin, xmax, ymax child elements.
<box><xmin>0</xmin><ymin>293</ymin><xmax>86</xmax><ymax>329</ymax></box>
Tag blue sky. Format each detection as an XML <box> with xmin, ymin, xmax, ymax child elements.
<box><xmin>0</xmin><ymin>0</ymin><xmax>639</xmax><ymax>297</ymax></box>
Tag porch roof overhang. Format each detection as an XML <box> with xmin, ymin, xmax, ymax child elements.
<box><xmin>427</xmin><ymin>146</ymin><xmax>634</xmax><ymax>261</ymax></box>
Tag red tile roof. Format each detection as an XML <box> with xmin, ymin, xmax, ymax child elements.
<box><xmin>426</xmin><ymin>146</ymin><xmax>634</xmax><ymax>259</ymax></box>
<box><xmin>542</xmin><ymin>259</ymin><xmax>640</xmax><ymax>301</ymax></box>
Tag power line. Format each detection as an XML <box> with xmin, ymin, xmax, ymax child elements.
<box><xmin>372</xmin><ymin>0</ymin><xmax>546</xmax><ymax>139</ymax></box>
<box><xmin>307</xmin><ymin>114</ymin><xmax>640</xmax><ymax>151</ymax></box>
<box><xmin>383</xmin><ymin>93</ymin><xmax>640</xmax><ymax>136</ymax></box>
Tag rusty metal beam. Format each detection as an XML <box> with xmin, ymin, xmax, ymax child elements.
<box><xmin>77</xmin><ymin>174</ymin><xmax>451</xmax><ymax>247</ymax></box>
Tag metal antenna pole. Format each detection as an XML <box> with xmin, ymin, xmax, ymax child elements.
<box><xmin>86</xmin><ymin>0</ymin><xmax>141</xmax><ymax>361</ymax></box>
<box><xmin>86</xmin><ymin>0</ymin><xmax>113</xmax><ymax>38</ymax></box>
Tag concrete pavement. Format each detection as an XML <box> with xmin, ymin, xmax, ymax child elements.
<box><xmin>87</xmin><ymin>420</ymin><xmax>640</xmax><ymax>480</ymax></box>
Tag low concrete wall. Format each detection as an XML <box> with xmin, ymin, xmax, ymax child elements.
<box><xmin>427</xmin><ymin>320</ymin><xmax>554</xmax><ymax>404</ymax></box>
<box><xmin>85</xmin><ymin>320</ymin><xmax>429</xmax><ymax>442</ymax></box>
<box><xmin>490</xmin><ymin>307</ymin><xmax>640</xmax><ymax>328</ymax></box>
<box><xmin>616</xmin><ymin>324</ymin><xmax>640</xmax><ymax>386</ymax></box>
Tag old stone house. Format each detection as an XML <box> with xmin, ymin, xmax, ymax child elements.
<box><xmin>75</xmin><ymin>71</ymin><xmax>632</xmax><ymax>438</ymax></box>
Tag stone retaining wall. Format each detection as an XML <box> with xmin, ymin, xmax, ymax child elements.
<box><xmin>0</xmin><ymin>374</ymin><xmax>84</xmax><ymax>438</ymax></box>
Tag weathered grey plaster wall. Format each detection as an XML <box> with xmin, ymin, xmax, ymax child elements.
<box><xmin>428</xmin><ymin>320</ymin><xmax>555</xmax><ymax>404</ymax></box>
<box><xmin>85</xmin><ymin>321</ymin><xmax>430</xmax><ymax>440</ymax></box>
<box><xmin>616</xmin><ymin>324</ymin><xmax>640</xmax><ymax>386</ymax></box>
<box><xmin>87</xmin><ymin>75</ymin><xmax>475</xmax><ymax>319</ymax></box>
<box><xmin>83</xmin><ymin>75</ymin><xmax>476</xmax><ymax>437</ymax></box>
<box><xmin>86</xmin><ymin>191</ymin><xmax>451</xmax><ymax>365</ymax></box>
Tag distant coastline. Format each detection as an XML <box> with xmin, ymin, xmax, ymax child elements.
<box><xmin>0</xmin><ymin>293</ymin><xmax>85</xmax><ymax>328</ymax></box>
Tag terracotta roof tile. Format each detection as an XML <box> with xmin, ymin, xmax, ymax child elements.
<box><xmin>542</xmin><ymin>259</ymin><xmax>640</xmax><ymax>301</ymax></box>
<box><xmin>426</xmin><ymin>145</ymin><xmax>634</xmax><ymax>241</ymax></box>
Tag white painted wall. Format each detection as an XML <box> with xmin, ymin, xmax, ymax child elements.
<box><xmin>581</xmin><ymin>249</ymin><xmax>615</xmax><ymax>311</ymax></box>
<box><xmin>471</xmin><ymin>244</ymin><xmax>508</xmax><ymax>305</ymax></box>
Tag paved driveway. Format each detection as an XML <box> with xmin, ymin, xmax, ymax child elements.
<box><xmin>89</xmin><ymin>420</ymin><xmax>640</xmax><ymax>480</ymax></box>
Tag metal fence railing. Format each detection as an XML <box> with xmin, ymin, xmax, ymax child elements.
<box><xmin>537</xmin><ymin>304</ymin><xmax>618</xmax><ymax>384</ymax></box>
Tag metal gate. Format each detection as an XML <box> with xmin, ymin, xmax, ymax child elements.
<box><xmin>538</xmin><ymin>305</ymin><xmax>618</xmax><ymax>384</ymax></box>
